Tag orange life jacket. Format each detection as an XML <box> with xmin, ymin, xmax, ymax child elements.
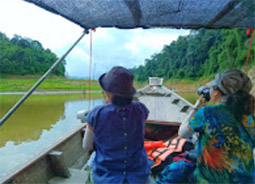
<box><xmin>144</xmin><ymin>141</ymin><xmax>166</xmax><ymax>152</ymax></box>
<box><xmin>144</xmin><ymin>136</ymin><xmax>193</xmax><ymax>175</ymax></box>
<box><xmin>146</xmin><ymin>136</ymin><xmax>186</xmax><ymax>166</ymax></box>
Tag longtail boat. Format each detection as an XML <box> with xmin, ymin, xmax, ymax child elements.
<box><xmin>136</xmin><ymin>78</ymin><xmax>194</xmax><ymax>140</ymax></box>
<box><xmin>0</xmin><ymin>0</ymin><xmax>254</xmax><ymax>183</ymax></box>
<box><xmin>77</xmin><ymin>77</ymin><xmax>195</xmax><ymax>141</ymax></box>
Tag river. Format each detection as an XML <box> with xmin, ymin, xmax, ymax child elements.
<box><xmin>0</xmin><ymin>91</ymin><xmax>198</xmax><ymax>178</ymax></box>
<box><xmin>0</xmin><ymin>94</ymin><xmax>104</xmax><ymax>178</ymax></box>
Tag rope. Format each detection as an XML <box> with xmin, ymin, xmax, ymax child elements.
<box><xmin>88</xmin><ymin>31</ymin><xmax>92</xmax><ymax>110</ymax></box>
<box><xmin>88</xmin><ymin>29</ymin><xmax>96</xmax><ymax>110</ymax></box>
<box><xmin>244</xmin><ymin>28</ymin><xmax>254</xmax><ymax>73</ymax></box>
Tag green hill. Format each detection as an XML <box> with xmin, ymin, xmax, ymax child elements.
<box><xmin>131</xmin><ymin>29</ymin><xmax>255</xmax><ymax>82</ymax></box>
<box><xmin>0</xmin><ymin>32</ymin><xmax>65</xmax><ymax>76</ymax></box>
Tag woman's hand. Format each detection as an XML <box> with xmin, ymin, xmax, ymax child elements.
<box><xmin>179</xmin><ymin>95</ymin><xmax>206</xmax><ymax>138</ymax></box>
<box><xmin>194</xmin><ymin>95</ymin><xmax>206</xmax><ymax>110</ymax></box>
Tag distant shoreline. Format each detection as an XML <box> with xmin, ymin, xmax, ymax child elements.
<box><xmin>0</xmin><ymin>90</ymin><xmax>101</xmax><ymax>95</ymax></box>
<box><xmin>0</xmin><ymin>89</ymin><xmax>196</xmax><ymax>95</ymax></box>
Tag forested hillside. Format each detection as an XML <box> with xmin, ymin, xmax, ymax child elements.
<box><xmin>0</xmin><ymin>32</ymin><xmax>65</xmax><ymax>76</ymax></box>
<box><xmin>131</xmin><ymin>29</ymin><xmax>255</xmax><ymax>81</ymax></box>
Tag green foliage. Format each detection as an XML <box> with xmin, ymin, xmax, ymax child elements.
<box><xmin>0</xmin><ymin>32</ymin><xmax>65</xmax><ymax>76</ymax></box>
<box><xmin>131</xmin><ymin>29</ymin><xmax>255</xmax><ymax>82</ymax></box>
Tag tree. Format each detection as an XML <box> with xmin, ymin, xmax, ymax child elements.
<box><xmin>131</xmin><ymin>28</ymin><xmax>255</xmax><ymax>82</ymax></box>
<box><xmin>0</xmin><ymin>32</ymin><xmax>65</xmax><ymax>76</ymax></box>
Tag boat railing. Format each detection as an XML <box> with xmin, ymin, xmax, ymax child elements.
<box><xmin>0</xmin><ymin>124</ymin><xmax>86</xmax><ymax>184</ymax></box>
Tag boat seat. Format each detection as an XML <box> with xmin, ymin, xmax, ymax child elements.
<box><xmin>49</xmin><ymin>168</ymin><xmax>89</xmax><ymax>184</ymax></box>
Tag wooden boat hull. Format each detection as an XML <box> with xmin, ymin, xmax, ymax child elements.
<box><xmin>1</xmin><ymin>124</ymin><xmax>88</xmax><ymax>184</ymax></box>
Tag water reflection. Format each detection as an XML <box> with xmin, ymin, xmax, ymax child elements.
<box><xmin>0</xmin><ymin>94</ymin><xmax>104</xmax><ymax>177</ymax></box>
<box><xmin>0</xmin><ymin>98</ymin><xmax>65</xmax><ymax>146</ymax></box>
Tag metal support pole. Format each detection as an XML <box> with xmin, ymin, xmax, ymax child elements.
<box><xmin>0</xmin><ymin>29</ymin><xmax>89</xmax><ymax>126</ymax></box>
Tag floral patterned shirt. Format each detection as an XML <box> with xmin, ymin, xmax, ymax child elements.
<box><xmin>189</xmin><ymin>104</ymin><xmax>255</xmax><ymax>183</ymax></box>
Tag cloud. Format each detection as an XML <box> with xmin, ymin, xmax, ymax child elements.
<box><xmin>72</xmin><ymin>28</ymin><xmax>189</xmax><ymax>79</ymax></box>
<box><xmin>0</xmin><ymin>0</ymin><xmax>190</xmax><ymax>79</ymax></box>
<box><xmin>0</xmin><ymin>0</ymin><xmax>83</xmax><ymax>50</ymax></box>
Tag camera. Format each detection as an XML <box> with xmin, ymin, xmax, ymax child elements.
<box><xmin>197</xmin><ymin>86</ymin><xmax>210</xmax><ymax>102</ymax></box>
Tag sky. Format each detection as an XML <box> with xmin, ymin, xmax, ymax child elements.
<box><xmin>0</xmin><ymin>0</ymin><xmax>190</xmax><ymax>79</ymax></box>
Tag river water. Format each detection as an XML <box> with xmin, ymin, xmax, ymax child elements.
<box><xmin>0</xmin><ymin>94</ymin><xmax>104</xmax><ymax>178</ymax></box>
<box><xmin>0</xmin><ymin>91</ymin><xmax>197</xmax><ymax>178</ymax></box>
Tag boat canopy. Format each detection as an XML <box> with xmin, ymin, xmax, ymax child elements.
<box><xmin>23</xmin><ymin>0</ymin><xmax>255</xmax><ymax>29</ymax></box>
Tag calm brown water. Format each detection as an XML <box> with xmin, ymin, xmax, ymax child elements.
<box><xmin>0</xmin><ymin>94</ymin><xmax>104</xmax><ymax>177</ymax></box>
<box><xmin>0</xmin><ymin>91</ymin><xmax>197</xmax><ymax>177</ymax></box>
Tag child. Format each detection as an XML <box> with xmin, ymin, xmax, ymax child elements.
<box><xmin>83</xmin><ymin>66</ymin><xmax>151</xmax><ymax>184</ymax></box>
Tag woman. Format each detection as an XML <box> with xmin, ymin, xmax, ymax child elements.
<box><xmin>179</xmin><ymin>69</ymin><xmax>255</xmax><ymax>183</ymax></box>
<box><xmin>83</xmin><ymin>66</ymin><xmax>150</xmax><ymax>184</ymax></box>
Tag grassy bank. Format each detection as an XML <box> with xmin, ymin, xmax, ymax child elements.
<box><xmin>134</xmin><ymin>78</ymin><xmax>212</xmax><ymax>91</ymax></box>
<box><xmin>1</xmin><ymin>65</ymin><xmax>254</xmax><ymax>93</ymax></box>
<box><xmin>0</xmin><ymin>76</ymin><xmax>101</xmax><ymax>92</ymax></box>
<box><xmin>1</xmin><ymin>76</ymin><xmax>201</xmax><ymax>92</ymax></box>
<box><xmin>0</xmin><ymin>93</ymin><xmax>103</xmax><ymax>103</ymax></box>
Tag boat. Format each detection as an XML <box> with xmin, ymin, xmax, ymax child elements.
<box><xmin>77</xmin><ymin>77</ymin><xmax>195</xmax><ymax>141</ymax></box>
<box><xmin>0</xmin><ymin>0</ymin><xmax>254</xmax><ymax>183</ymax></box>
<box><xmin>135</xmin><ymin>78</ymin><xmax>194</xmax><ymax>141</ymax></box>
<box><xmin>0</xmin><ymin>80</ymin><xmax>194</xmax><ymax>183</ymax></box>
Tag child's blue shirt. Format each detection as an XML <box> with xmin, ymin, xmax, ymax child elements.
<box><xmin>86</xmin><ymin>101</ymin><xmax>150</xmax><ymax>184</ymax></box>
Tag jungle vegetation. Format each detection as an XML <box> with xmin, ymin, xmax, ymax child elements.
<box><xmin>131</xmin><ymin>29</ymin><xmax>255</xmax><ymax>81</ymax></box>
<box><xmin>0</xmin><ymin>29</ymin><xmax>254</xmax><ymax>82</ymax></box>
<box><xmin>0</xmin><ymin>32</ymin><xmax>65</xmax><ymax>76</ymax></box>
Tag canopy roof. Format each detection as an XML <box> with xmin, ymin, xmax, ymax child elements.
<box><xmin>24</xmin><ymin>0</ymin><xmax>254</xmax><ymax>29</ymax></box>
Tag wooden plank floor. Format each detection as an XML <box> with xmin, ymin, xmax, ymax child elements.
<box><xmin>139</xmin><ymin>95</ymin><xmax>188</xmax><ymax>123</ymax></box>
<box><xmin>137</xmin><ymin>85</ymin><xmax>194</xmax><ymax>124</ymax></box>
